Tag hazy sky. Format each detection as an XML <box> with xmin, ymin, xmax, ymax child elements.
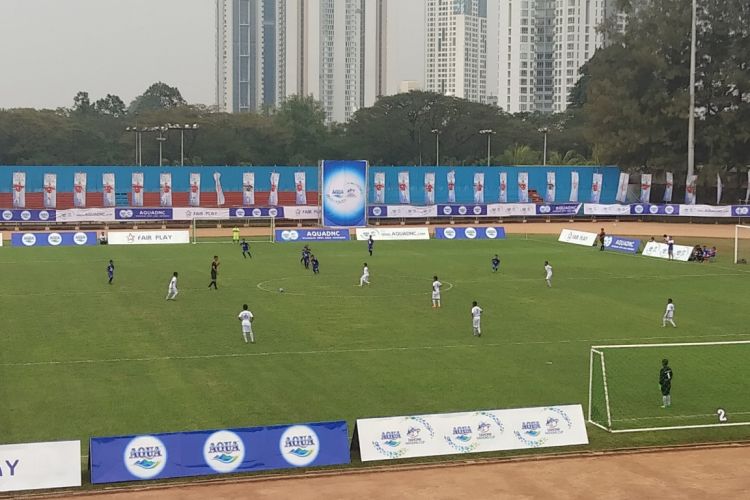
<box><xmin>0</xmin><ymin>0</ymin><xmax>498</xmax><ymax>110</ymax></box>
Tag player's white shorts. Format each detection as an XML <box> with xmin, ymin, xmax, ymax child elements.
<box><xmin>168</xmin><ymin>286</ymin><xmax>177</xmax><ymax>293</ymax></box>
<box><xmin>242</xmin><ymin>323</ymin><xmax>252</xmax><ymax>333</ymax></box>
<box><xmin>473</xmin><ymin>318</ymin><xmax>481</xmax><ymax>328</ymax></box>
<box><xmin>432</xmin><ymin>292</ymin><xmax>441</xmax><ymax>300</ymax></box>
<box><xmin>664</xmin><ymin>313</ymin><xmax>673</xmax><ymax>319</ymax></box>
<box><xmin>545</xmin><ymin>274</ymin><xmax>552</xmax><ymax>280</ymax></box>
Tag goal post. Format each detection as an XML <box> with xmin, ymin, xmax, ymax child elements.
<box><xmin>734</xmin><ymin>224</ymin><xmax>750</xmax><ymax>264</ymax></box>
<box><xmin>588</xmin><ymin>340</ymin><xmax>750</xmax><ymax>433</ymax></box>
<box><xmin>190</xmin><ymin>217</ymin><xmax>276</xmax><ymax>244</ymax></box>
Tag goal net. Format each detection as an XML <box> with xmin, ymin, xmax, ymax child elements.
<box><xmin>734</xmin><ymin>225</ymin><xmax>750</xmax><ymax>264</ymax></box>
<box><xmin>588</xmin><ymin>340</ymin><xmax>750</xmax><ymax>433</ymax></box>
<box><xmin>191</xmin><ymin>217</ymin><xmax>276</xmax><ymax>244</ymax></box>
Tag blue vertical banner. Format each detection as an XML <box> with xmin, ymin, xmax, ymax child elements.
<box><xmin>321</xmin><ymin>160</ymin><xmax>367</xmax><ymax>227</ymax></box>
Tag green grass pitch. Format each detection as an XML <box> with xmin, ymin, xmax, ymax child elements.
<box><xmin>1</xmin><ymin>234</ymin><xmax>749</xmax><ymax>465</ymax></box>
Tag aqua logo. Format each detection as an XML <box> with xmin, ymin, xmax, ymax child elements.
<box><xmin>380</xmin><ymin>431</ymin><xmax>401</xmax><ymax>447</ymax></box>
<box><xmin>521</xmin><ymin>421</ymin><xmax>541</xmax><ymax>437</ymax></box>
<box><xmin>458</xmin><ymin>206</ymin><xmax>468</xmax><ymax>215</ymax></box>
<box><xmin>124</xmin><ymin>436</ymin><xmax>167</xmax><ymax>479</ymax></box>
<box><xmin>473</xmin><ymin>205</ymin><xmax>482</xmax><ymax>215</ymax></box>
<box><xmin>20</xmin><ymin>210</ymin><xmax>31</xmax><ymax>221</ymax></box>
<box><xmin>372</xmin><ymin>206</ymin><xmax>382</xmax><ymax>216</ymax></box>
<box><xmin>203</xmin><ymin>430</ymin><xmax>245</xmax><ymax>473</ymax></box>
<box><xmin>443</xmin><ymin>227</ymin><xmax>456</xmax><ymax>239</ymax></box>
<box><xmin>279</xmin><ymin>425</ymin><xmax>319</xmax><ymax>466</ymax></box>
<box><xmin>464</xmin><ymin>227</ymin><xmax>477</xmax><ymax>239</ymax></box>
<box><xmin>452</xmin><ymin>426</ymin><xmax>473</xmax><ymax>443</ymax></box>
<box><xmin>485</xmin><ymin>227</ymin><xmax>498</xmax><ymax>239</ymax></box>
<box><xmin>443</xmin><ymin>206</ymin><xmax>453</xmax><ymax>215</ymax></box>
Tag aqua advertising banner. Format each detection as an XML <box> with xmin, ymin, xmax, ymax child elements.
<box><xmin>90</xmin><ymin>421</ymin><xmax>349</xmax><ymax>484</ymax></box>
<box><xmin>321</xmin><ymin>160</ymin><xmax>367</xmax><ymax>227</ymax></box>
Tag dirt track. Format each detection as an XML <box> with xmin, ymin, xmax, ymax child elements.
<box><xmin>68</xmin><ymin>444</ymin><xmax>750</xmax><ymax>499</ymax></box>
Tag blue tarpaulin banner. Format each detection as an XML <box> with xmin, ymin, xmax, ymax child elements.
<box><xmin>322</xmin><ymin>160</ymin><xmax>367</xmax><ymax>227</ymax></box>
<box><xmin>275</xmin><ymin>228</ymin><xmax>350</xmax><ymax>242</ymax></box>
<box><xmin>90</xmin><ymin>420</ymin><xmax>350</xmax><ymax>484</ymax></box>
<box><xmin>603</xmin><ymin>235</ymin><xmax>641</xmax><ymax>254</ymax></box>
<box><xmin>1</xmin><ymin>209</ymin><xmax>55</xmax><ymax>222</ymax></box>
<box><xmin>11</xmin><ymin>231</ymin><xmax>97</xmax><ymax>247</ymax></box>
<box><xmin>435</xmin><ymin>227</ymin><xmax>506</xmax><ymax>240</ymax></box>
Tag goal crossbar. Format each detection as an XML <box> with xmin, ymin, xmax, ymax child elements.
<box><xmin>591</xmin><ymin>340</ymin><xmax>750</xmax><ymax>349</ymax></box>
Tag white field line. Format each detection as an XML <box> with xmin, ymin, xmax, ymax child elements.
<box><xmin>612</xmin><ymin>411</ymin><xmax>750</xmax><ymax>422</ymax></box>
<box><xmin>3</xmin><ymin>332</ymin><xmax>750</xmax><ymax>368</ymax></box>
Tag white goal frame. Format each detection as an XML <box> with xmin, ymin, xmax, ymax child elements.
<box><xmin>734</xmin><ymin>224</ymin><xmax>750</xmax><ymax>264</ymax></box>
<box><xmin>191</xmin><ymin>217</ymin><xmax>276</xmax><ymax>244</ymax></box>
<box><xmin>588</xmin><ymin>340</ymin><xmax>750</xmax><ymax>433</ymax></box>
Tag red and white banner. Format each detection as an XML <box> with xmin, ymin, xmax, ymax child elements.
<box><xmin>499</xmin><ymin>172</ymin><xmax>507</xmax><ymax>203</ymax></box>
<box><xmin>517</xmin><ymin>172</ymin><xmax>529</xmax><ymax>203</ymax></box>
<box><xmin>424</xmin><ymin>172</ymin><xmax>435</xmax><ymax>205</ymax></box>
<box><xmin>746</xmin><ymin>170</ymin><xmax>750</xmax><ymax>204</ymax></box>
<box><xmin>268</xmin><ymin>172</ymin><xmax>280</xmax><ymax>205</ymax></box>
<box><xmin>43</xmin><ymin>173</ymin><xmax>56</xmax><ymax>208</ymax></box>
<box><xmin>295</xmin><ymin>171</ymin><xmax>307</xmax><ymax>205</ymax></box>
<box><xmin>102</xmin><ymin>173</ymin><xmax>115</xmax><ymax>207</ymax></box>
<box><xmin>12</xmin><ymin>171</ymin><xmax>26</xmax><ymax>208</ymax></box>
<box><xmin>615</xmin><ymin>172</ymin><xmax>628</xmax><ymax>203</ymax></box>
<box><xmin>160</xmin><ymin>172</ymin><xmax>172</xmax><ymax>207</ymax></box>
<box><xmin>590</xmin><ymin>173</ymin><xmax>603</xmax><ymax>203</ymax></box>
<box><xmin>214</xmin><ymin>172</ymin><xmax>225</xmax><ymax>206</ymax></box>
<box><xmin>131</xmin><ymin>172</ymin><xmax>144</xmax><ymax>207</ymax></box>
<box><xmin>447</xmin><ymin>171</ymin><xmax>456</xmax><ymax>203</ymax></box>
<box><xmin>473</xmin><ymin>172</ymin><xmax>485</xmax><ymax>204</ymax></box>
<box><xmin>716</xmin><ymin>173</ymin><xmax>723</xmax><ymax>205</ymax></box>
<box><xmin>685</xmin><ymin>174</ymin><xmax>698</xmax><ymax>205</ymax></box>
<box><xmin>664</xmin><ymin>172</ymin><xmax>674</xmax><ymax>202</ymax></box>
<box><xmin>398</xmin><ymin>171</ymin><xmax>410</xmax><ymax>204</ymax></box>
<box><xmin>640</xmin><ymin>173</ymin><xmax>652</xmax><ymax>203</ymax></box>
<box><xmin>545</xmin><ymin>171</ymin><xmax>556</xmax><ymax>203</ymax></box>
<box><xmin>189</xmin><ymin>173</ymin><xmax>201</xmax><ymax>206</ymax></box>
<box><xmin>243</xmin><ymin>172</ymin><xmax>255</xmax><ymax>205</ymax></box>
<box><xmin>74</xmin><ymin>172</ymin><xmax>87</xmax><ymax>208</ymax></box>
<box><xmin>570</xmin><ymin>171</ymin><xmax>579</xmax><ymax>202</ymax></box>
<box><xmin>373</xmin><ymin>172</ymin><xmax>385</xmax><ymax>204</ymax></box>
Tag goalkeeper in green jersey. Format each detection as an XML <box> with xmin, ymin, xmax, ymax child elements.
<box><xmin>659</xmin><ymin>359</ymin><xmax>673</xmax><ymax>408</ymax></box>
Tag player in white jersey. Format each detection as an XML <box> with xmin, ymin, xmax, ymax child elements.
<box><xmin>431</xmin><ymin>275</ymin><xmax>442</xmax><ymax>308</ymax></box>
<box><xmin>662</xmin><ymin>298</ymin><xmax>676</xmax><ymax>327</ymax></box>
<box><xmin>166</xmin><ymin>272</ymin><xmax>179</xmax><ymax>300</ymax></box>
<box><xmin>471</xmin><ymin>301</ymin><xmax>482</xmax><ymax>337</ymax></box>
<box><xmin>238</xmin><ymin>304</ymin><xmax>255</xmax><ymax>343</ymax></box>
<box><xmin>358</xmin><ymin>263</ymin><xmax>370</xmax><ymax>286</ymax></box>
<box><xmin>544</xmin><ymin>261</ymin><xmax>553</xmax><ymax>288</ymax></box>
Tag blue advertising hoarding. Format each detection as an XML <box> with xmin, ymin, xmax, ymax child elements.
<box><xmin>274</xmin><ymin>228</ymin><xmax>350</xmax><ymax>242</ymax></box>
<box><xmin>90</xmin><ymin>420</ymin><xmax>350</xmax><ymax>484</ymax></box>
<box><xmin>535</xmin><ymin>203</ymin><xmax>581</xmax><ymax>216</ymax></box>
<box><xmin>435</xmin><ymin>227</ymin><xmax>506</xmax><ymax>240</ymax></box>
<box><xmin>115</xmin><ymin>208</ymin><xmax>173</xmax><ymax>220</ymax></box>
<box><xmin>1</xmin><ymin>209</ymin><xmax>56</xmax><ymax>222</ymax></box>
<box><xmin>11</xmin><ymin>231</ymin><xmax>98</xmax><ymax>247</ymax></box>
<box><xmin>322</xmin><ymin>160</ymin><xmax>367</xmax><ymax>227</ymax></box>
<box><xmin>603</xmin><ymin>235</ymin><xmax>641</xmax><ymax>254</ymax></box>
<box><xmin>437</xmin><ymin>204</ymin><xmax>488</xmax><ymax>216</ymax></box>
<box><xmin>230</xmin><ymin>207</ymin><xmax>283</xmax><ymax>218</ymax></box>
<box><xmin>630</xmin><ymin>204</ymin><xmax>680</xmax><ymax>216</ymax></box>
<box><xmin>731</xmin><ymin>205</ymin><xmax>750</xmax><ymax>217</ymax></box>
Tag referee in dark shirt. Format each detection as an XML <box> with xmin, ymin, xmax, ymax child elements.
<box><xmin>208</xmin><ymin>255</ymin><xmax>220</xmax><ymax>290</ymax></box>
<box><xmin>659</xmin><ymin>359</ymin><xmax>673</xmax><ymax>408</ymax></box>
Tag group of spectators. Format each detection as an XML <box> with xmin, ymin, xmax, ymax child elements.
<box><xmin>690</xmin><ymin>244</ymin><xmax>717</xmax><ymax>262</ymax></box>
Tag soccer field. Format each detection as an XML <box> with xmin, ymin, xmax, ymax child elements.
<box><xmin>1</xmin><ymin>234</ymin><xmax>749</xmax><ymax>464</ymax></box>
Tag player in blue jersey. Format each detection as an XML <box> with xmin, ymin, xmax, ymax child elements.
<box><xmin>240</xmin><ymin>239</ymin><xmax>252</xmax><ymax>259</ymax></box>
<box><xmin>301</xmin><ymin>245</ymin><xmax>311</xmax><ymax>269</ymax></box>
<box><xmin>107</xmin><ymin>260</ymin><xmax>115</xmax><ymax>284</ymax></box>
<box><xmin>368</xmin><ymin>235</ymin><xmax>374</xmax><ymax>256</ymax></box>
<box><xmin>311</xmin><ymin>254</ymin><xmax>320</xmax><ymax>274</ymax></box>
<box><xmin>491</xmin><ymin>254</ymin><xmax>500</xmax><ymax>272</ymax></box>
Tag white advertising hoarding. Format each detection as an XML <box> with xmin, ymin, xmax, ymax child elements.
<box><xmin>582</xmin><ymin>204</ymin><xmax>631</xmax><ymax>216</ymax></box>
<box><xmin>356</xmin><ymin>405</ymin><xmax>588</xmax><ymax>462</ymax></box>
<box><xmin>172</xmin><ymin>208</ymin><xmax>230</xmax><ymax>220</ymax></box>
<box><xmin>0</xmin><ymin>440</ymin><xmax>81</xmax><ymax>492</ymax></box>
<box><xmin>487</xmin><ymin>203</ymin><xmax>536</xmax><ymax>217</ymax></box>
<box><xmin>642</xmin><ymin>241</ymin><xmax>693</xmax><ymax>262</ymax></box>
<box><xmin>558</xmin><ymin>229</ymin><xmax>598</xmax><ymax>246</ymax></box>
<box><xmin>355</xmin><ymin>227</ymin><xmax>430</xmax><ymax>241</ymax></box>
<box><xmin>108</xmin><ymin>230</ymin><xmax>190</xmax><ymax>245</ymax></box>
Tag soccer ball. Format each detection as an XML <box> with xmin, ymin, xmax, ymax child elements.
<box><xmin>279</xmin><ymin>287</ymin><xmax>285</xmax><ymax>293</ymax></box>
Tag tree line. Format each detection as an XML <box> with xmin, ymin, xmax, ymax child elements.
<box><xmin>0</xmin><ymin>0</ymin><xmax>747</xmax><ymax>190</ymax></box>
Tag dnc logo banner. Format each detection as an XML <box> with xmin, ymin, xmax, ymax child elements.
<box><xmin>322</xmin><ymin>160</ymin><xmax>367</xmax><ymax>227</ymax></box>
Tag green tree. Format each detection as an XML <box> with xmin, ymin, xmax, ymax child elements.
<box><xmin>274</xmin><ymin>95</ymin><xmax>328</xmax><ymax>164</ymax></box>
<box><xmin>94</xmin><ymin>94</ymin><xmax>126</xmax><ymax>117</ymax></box>
<box><xmin>128</xmin><ymin>82</ymin><xmax>187</xmax><ymax>114</ymax></box>
<box><xmin>72</xmin><ymin>91</ymin><xmax>93</xmax><ymax>114</ymax></box>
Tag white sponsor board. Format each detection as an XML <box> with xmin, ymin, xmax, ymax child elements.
<box><xmin>487</xmin><ymin>203</ymin><xmax>536</xmax><ymax>217</ymax></box>
<box><xmin>285</xmin><ymin>205</ymin><xmax>321</xmax><ymax>220</ymax></box>
<box><xmin>0</xmin><ymin>233</ymin><xmax>3</xmax><ymax>247</ymax></box>
<box><xmin>172</xmin><ymin>208</ymin><xmax>230</xmax><ymax>220</ymax></box>
<box><xmin>355</xmin><ymin>227</ymin><xmax>430</xmax><ymax>241</ymax></box>
<box><xmin>642</xmin><ymin>241</ymin><xmax>693</xmax><ymax>262</ymax></box>
<box><xmin>386</xmin><ymin>205</ymin><xmax>438</xmax><ymax>218</ymax></box>
<box><xmin>0</xmin><ymin>440</ymin><xmax>81</xmax><ymax>492</ymax></box>
<box><xmin>357</xmin><ymin>405</ymin><xmax>588</xmax><ymax>462</ymax></box>
<box><xmin>559</xmin><ymin>229</ymin><xmax>598</xmax><ymax>247</ymax></box>
<box><xmin>56</xmin><ymin>208</ymin><xmax>115</xmax><ymax>222</ymax></box>
<box><xmin>582</xmin><ymin>204</ymin><xmax>631</xmax><ymax>216</ymax></box>
<box><xmin>678</xmin><ymin>204</ymin><xmax>732</xmax><ymax>218</ymax></box>
<box><xmin>108</xmin><ymin>230</ymin><xmax>190</xmax><ymax>245</ymax></box>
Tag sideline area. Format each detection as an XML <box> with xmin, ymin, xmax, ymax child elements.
<box><xmin>66</xmin><ymin>444</ymin><xmax>750</xmax><ymax>499</ymax></box>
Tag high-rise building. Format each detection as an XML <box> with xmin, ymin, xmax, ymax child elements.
<box><xmin>424</xmin><ymin>0</ymin><xmax>488</xmax><ymax>103</ymax></box>
<box><xmin>498</xmin><ymin>0</ymin><xmax>623</xmax><ymax>114</ymax></box>
<box><xmin>216</xmin><ymin>0</ymin><xmax>386</xmax><ymax>123</ymax></box>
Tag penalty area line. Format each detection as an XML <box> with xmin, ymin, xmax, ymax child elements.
<box><xmin>4</xmin><ymin>332</ymin><xmax>750</xmax><ymax>368</ymax></box>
